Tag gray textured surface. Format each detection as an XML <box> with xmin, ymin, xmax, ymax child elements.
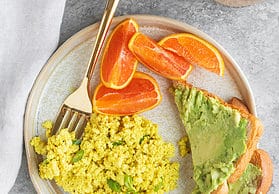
<box><xmin>9</xmin><ymin>0</ymin><xmax>279</xmax><ymax>193</ymax></box>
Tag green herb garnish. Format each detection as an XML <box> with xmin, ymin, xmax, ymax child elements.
<box><xmin>154</xmin><ymin>177</ymin><xmax>164</xmax><ymax>192</ymax></box>
<box><xmin>72</xmin><ymin>150</ymin><xmax>84</xmax><ymax>163</ymax></box>
<box><xmin>112</xmin><ymin>140</ymin><xmax>124</xmax><ymax>146</ymax></box>
<box><xmin>124</xmin><ymin>175</ymin><xmax>137</xmax><ymax>194</ymax></box>
<box><xmin>126</xmin><ymin>190</ymin><xmax>138</xmax><ymax>194</ymax></box>
<box><xmin>107</xmin><ymin>179</ymin><xmax>121</xmax><ymax>192</ymax></box>
<box><xmin>42</xmin><ymin>159</ymin><xmax>49</xmax><ymax>165</ymax></box>
<box><xmin>124</xmin><ymin>175</ymin><xmax>134</xmax><ymax>189</ymax></box>
<box><xmin>139</xmin><ymin>135</ymin><xmax>150</xmax><ymax>144</ymax></box>
<box><xmin>72</xmin><ymin>139</ymin><xmax>82</xmax><ymax>145</ymax></box>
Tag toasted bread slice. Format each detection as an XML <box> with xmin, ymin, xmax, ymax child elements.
<box><xmin>250</xmin><ymin>149</ymin><xmax>273</xmax><ymax>194</ymax></box>
<box><xmin>228</xmin><ymin>114</ymin><xmax>263</xmax><ymax>183</ymax></box>
<box><xmin>227</xmin><ymin>98</ymin><xmax>263</xmax><ymax>183</ymax></box>
<box><xmin>228</xmin><ymin>99</ymin><xmax>273</xmax><ymax>193</ymax></box>
<box><xmin>173</xmin><ymin>81</ymin><xmax>263</xmax><ymax>193</ymax></box>
<box><xmin>225</xmin><ymin>149</ymin><xmax>273</xmax><ymax>194</ymax></box>
<box><xmin>212</xmin><ymin>97</ymin><xmax>264</xmax><ymax>194</ymax></box>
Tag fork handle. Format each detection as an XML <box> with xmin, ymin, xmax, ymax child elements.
<box><xmin>85</xmin><ymin>0</ymin><xmax>120</xmax><ymax>80</ymax></box>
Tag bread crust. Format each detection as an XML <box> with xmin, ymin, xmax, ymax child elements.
<box><xmin>251</xmin><ymin>149</ymin><xmax>273</xmax><ymax>194</ymax></box>
<box><xmin>228</xmin><ymin>115</ymin><xmax>263</xmax><ymax>183</ymax></box>
<box><xmin>229</xmin><ymin>97</ymin><xmax>250</xmax><ymax>113</ymax></box>
<box><xmin>211</xmin><ymin>181</ymin><xmax>229</xmax><ymax>194</ymax></box>
<box><xmin>213</xmin><ymin>149</ymin><xmax>273</xmax><ymax>194</ymax></box>
<box><xmin>227</xmin><ymin>96</ymin><xmax>264</xmax><ymax>183</ymax></box>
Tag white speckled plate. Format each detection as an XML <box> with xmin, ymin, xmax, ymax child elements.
<box><xmin>24</xmin><ymin>15</ymin><xmax>256</xmax><ymax>194</ymax></box>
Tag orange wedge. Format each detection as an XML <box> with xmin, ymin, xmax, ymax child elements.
<box><xmin>93</xmin><ymin>72</ymin><xmax>162</xmax><ymax>116</ymax></box>
<box><xmin>128</xmin><ymin>32</ymin><xmax>193</xmax><ymax>81</ymax></box>
<box><xmin>101</xmin><ymin>18</ymin><xmax>139</xmax><ymax>89</ymax></box>
<box><xmin>159</xmin><ymin>33</ymin><xmax>225</xmax><ymax>76</ymax></box>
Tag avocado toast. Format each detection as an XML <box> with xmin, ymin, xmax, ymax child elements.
<box><xmin>172</xmin><ymin>82</ymin><xmax>273</xmax><ymax>194</ymax></box>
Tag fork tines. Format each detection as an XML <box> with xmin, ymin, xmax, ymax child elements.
<box><xmin>52</xmin><ymin>105</ymin><xmax>90</xmax><ymax>137</ymax></box>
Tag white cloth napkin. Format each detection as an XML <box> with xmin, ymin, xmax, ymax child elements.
<box><xmin>0</xmin><ymin>0</ymin><xmax>66</xmax><ymax>193</ymax></box>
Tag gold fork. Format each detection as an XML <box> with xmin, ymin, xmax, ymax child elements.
<box><xmin>52</xmin><ymin>0</ymin><xmax>120</xmax><ymax>137</ymax></box>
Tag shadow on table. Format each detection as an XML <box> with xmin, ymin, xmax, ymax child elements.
<box><xmin>9</xmin><ymin>146</ymin><xmax>36</xmax><ymax>194</ymax></box>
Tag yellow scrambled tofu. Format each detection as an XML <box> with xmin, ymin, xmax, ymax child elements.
<box><xmin>178</xmin><ymin>136</ymin><xmax>190</xmax><ymax>157</ymax></box>
<box><xmin>30</xmin><ymin>113</ymin><xmax>179</xmax><ymax>194</ymax></box>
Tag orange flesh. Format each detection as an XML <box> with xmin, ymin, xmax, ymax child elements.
<box><xmin>101</xmin><ymin>19</ymin><xmax>138</xmax><ymax>89</ymax></box>
<box><xmin>129</xmin><ymin>33</ymin><xmax>192</xmax><ymax>80</ymax></box>
<box><xmin>94</xmin><ymin>72</ymin><xmax>161</xmax><ymax>115</ymax></box>
<box><xmin>159</xmin><ymin>34</ymin><xmax>224</xmax><ymax>76</ymax></box>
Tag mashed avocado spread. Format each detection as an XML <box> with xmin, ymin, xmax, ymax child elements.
<box><xmin>174</xmin><ymin>84</ymin><xmax>248</xmax><ymax>194</ymax></box>
<box><xmin>229</xmin><ymin>163</ymin><xmax>261</xmax><ymax>194</ymax></box>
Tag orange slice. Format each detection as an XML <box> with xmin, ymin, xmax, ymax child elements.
<box><xmin>159</xmin><ymin>33</ymin><xmax>225</xmax><ymax>76</ymax></box>
<box><xmin>101</xmin><ymin>18</ymin><xmax>139</xmax><ymax>89</ymax></box>
<box><xmin>128</xmin><ymin>32</ymin><xmax>193</xmax><ymax>80</ymax></box>
<box><xmin>93</xmin><ymin>72</ymin><xmax>162</xmax><ymax>115</ymax></box>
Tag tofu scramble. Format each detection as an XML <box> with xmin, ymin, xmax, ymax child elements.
<box><xmin>31</xmin><ymin>113</ymin><xmax>179</xmax><ymax>193</ymax></box>
<box><xmin>178</xmin><ymin>136</ymin><xmax>190</xmax><ymax>157</ymax></box>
